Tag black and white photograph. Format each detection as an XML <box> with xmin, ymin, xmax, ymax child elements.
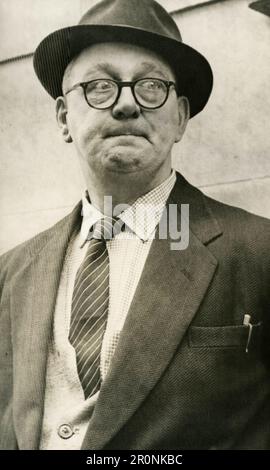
<box><xmin>0</xmin><ymin>0</ymin><xmax>270</xmax><ymax>455</ymax></box>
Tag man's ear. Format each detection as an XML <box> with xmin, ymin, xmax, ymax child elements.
<box><xmin>55</xmin><ymin>96</ymin><xmax>73</xmax><ymax>143</ymax></box>
<box><xmin>175</xmin><ymin>96</ymin><xmax>190</xmax><ymax>143</ymax></box>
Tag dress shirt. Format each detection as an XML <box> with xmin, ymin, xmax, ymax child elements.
<box><xmin>40</xmin><ymin>170</ymin><xmax>176</xmax><ymax>449</ymax></box>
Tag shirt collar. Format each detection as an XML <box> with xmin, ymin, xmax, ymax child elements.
<box><xmin>80</xmin><ymin>170</ymin><xmax>176</xmax><ymax>244</ymax></box>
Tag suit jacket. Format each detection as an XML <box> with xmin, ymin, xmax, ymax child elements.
<box><xmin>0</xmin><ymin>173</ymin><xmax>270</xmax><ymax>450</ymax></box>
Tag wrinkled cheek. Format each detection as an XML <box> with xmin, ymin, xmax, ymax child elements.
<box><xmin>74</xmin><ymin>127</ymin><xmax>101</xmax><ymax>160</ymax></box>
<box><xmin>160</xmin><ymin>121</ymin><xmax>179</xmax><ymax>147</ymax></box>
<box><xmin>156</xmin><ymin>129</ymin><xmax>175</xmax><ymax>152</ymax></box>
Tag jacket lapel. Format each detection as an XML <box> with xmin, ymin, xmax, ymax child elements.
<box><xmin>11</xmin><ymin>204</ymin><xmax>81</xmax><ymax>449</ymax></box>
<box><xmin>82</xmin><ymin>174</ymin><xmax>222</xmax><ymax>449</ymax></box>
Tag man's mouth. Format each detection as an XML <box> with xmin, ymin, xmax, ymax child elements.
<box><xmin>103</xmin><ymin>128</ymin><xmax>148</xmax><ymax>140</ymax></box>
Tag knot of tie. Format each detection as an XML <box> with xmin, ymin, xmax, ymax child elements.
<box><xmin>87</xmin><ymin>216</ymin><xmax>124</xmax><ymax>241</ymax></box>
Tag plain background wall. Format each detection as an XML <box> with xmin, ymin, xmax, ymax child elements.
<box><xmin>0</xmin><ymin>0</ymin><xmax>270</xmax><ymax>254</ymax></box>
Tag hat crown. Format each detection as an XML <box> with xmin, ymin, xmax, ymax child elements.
<box><xmin>79</xmin><ymin>0</ymin><xmax>182</xmax><ymax>41</ymax></box>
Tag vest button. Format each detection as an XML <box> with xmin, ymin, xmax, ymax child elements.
<box><xmin>58</xmin><ymin>424</ymin><xmax>74</xmax><ymax>439</ymax></box>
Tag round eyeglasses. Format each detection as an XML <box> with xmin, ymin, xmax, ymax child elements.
<box><xmin>65</xmin><ymin>78</ymin><xmax>176</xmax><ymax>110</ymax></box>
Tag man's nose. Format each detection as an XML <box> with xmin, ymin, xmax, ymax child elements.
<box><xmin>112</xmin><ymin>86</ymin><xmax>140</xmax><ymax>119</ymax></box>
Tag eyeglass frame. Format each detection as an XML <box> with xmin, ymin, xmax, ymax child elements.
<box><xmin>64</xmin><ymin>78</ymin><xmax>177</xmax><ymax>110</ymax></box>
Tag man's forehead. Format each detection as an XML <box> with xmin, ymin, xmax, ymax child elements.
<box><xmin>65</xmin><ymin>42</ymin><xmax>176</xmax><ymax>79</ymax></box>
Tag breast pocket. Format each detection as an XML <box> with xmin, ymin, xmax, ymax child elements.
<box><xmin>188</xmin><ymin>322</ymin><xmax>262</xmax><ymax>350</ymax></box>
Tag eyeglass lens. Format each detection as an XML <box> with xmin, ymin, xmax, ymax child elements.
<box><xmin>84</xmin><ymin>79</ymin><xmax>168</xmax><ymax>109</ymax></box>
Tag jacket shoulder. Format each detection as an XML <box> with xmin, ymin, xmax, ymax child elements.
<box><xmin>0</xmin><ymin>204</ymin><xmax>81</xmax><ymax>286</ymax></box>
<box><xmin>205</xmin><ymin>193</ymin><xmax>270</xmax><ymax>235</ymax></box>
<box><xmin>203</xmin><ymin>193</ymin><xmax>270</xmax><ymax>269</ymax></box>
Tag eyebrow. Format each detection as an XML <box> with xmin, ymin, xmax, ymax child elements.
<box><xmin>137</xmin><ymin>62</ymin><xmax>169</xmax><ymax>78</ymax></box>
<box><xmin>81</xmin><ymin>61</ymin><xmax>170</xmax><ymax>80</ymax></box>
<box><xmin>86</xmin><ymin>62</ymin><xmax>119</xmax><ymax>76</ymax></box>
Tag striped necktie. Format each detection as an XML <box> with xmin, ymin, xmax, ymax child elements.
<box><xmin>69</xmin><ymin>217</ymin><xmax>122</xmax><ymax>399</ymax></box>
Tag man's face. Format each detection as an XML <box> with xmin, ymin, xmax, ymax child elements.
<box><xmin>58</xmin><ymin>42</ymin><xmax>189</xmax><ymax>183</ymax></box>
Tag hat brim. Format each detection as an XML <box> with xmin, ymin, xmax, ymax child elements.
<box><xmin>33</xmin><ymin>24</ymin><xmax>213</xmax><ymax>118</ymax></box>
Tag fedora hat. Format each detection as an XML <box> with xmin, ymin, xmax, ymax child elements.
<box><xmin>33</xmin><ymin>0</ymin><xmax>213</xmax><ymax>118</ymax></box>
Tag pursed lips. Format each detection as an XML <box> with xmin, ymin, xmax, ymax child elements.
<box><xmin>103</xmin><ymin>128</ymin><xmax>148</xmax><ymax>140</ymax></box>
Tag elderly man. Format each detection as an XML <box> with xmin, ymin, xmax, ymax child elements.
<box><xmin>0</xmin><ymin>0</ymin><xmax>270</xmax><ymax>451</ymax></box>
